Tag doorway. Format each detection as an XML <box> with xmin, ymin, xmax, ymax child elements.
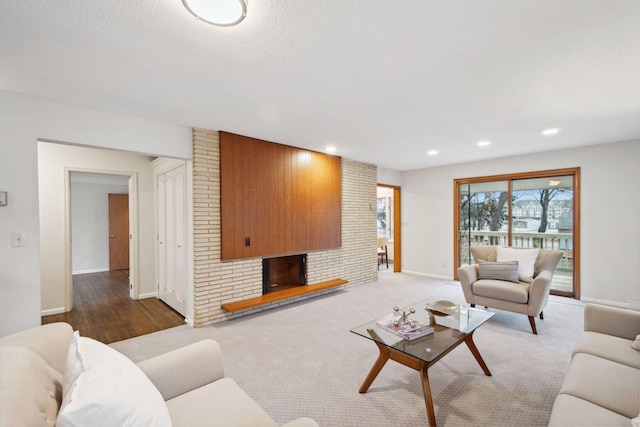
<box><xmin>68</xmin><ymin>171</ymin><xmax>138</xmax><ymax>305</ymax></box>
<box><xmin>377</xmin><ymin>184</ymin><xmax>401</xmax><ymax>272</ymax></box>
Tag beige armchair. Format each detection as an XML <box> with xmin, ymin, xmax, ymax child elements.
<box><xmin>458</xmin><ymin>246</ymin><xmax>562</xmax><ymax>334</ymax></box>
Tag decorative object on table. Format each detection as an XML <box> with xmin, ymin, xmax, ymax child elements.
<box><xmin>424</xmin><ymin>300</ymin><xmax>458</xmax><ymax>316</ymax></box>
<box><xmin>376</xmin><ymin>306</ymin><xmax>434</xmax><ymax>341</ymax></box>
<box><xmin>376</xmin><ymin>318</ymin><xmax>434</xmax><ymax>341</ymax></box>
<box><xmin>393</xmin><ymin>305</ymin><xmax>416</xmax><ymax>327</ymax></box>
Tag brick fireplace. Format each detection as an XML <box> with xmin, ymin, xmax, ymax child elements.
<box><xmin>191</xmin><ymin>128</ymin><xmax>378</xmax><ymax>326</ymax></box>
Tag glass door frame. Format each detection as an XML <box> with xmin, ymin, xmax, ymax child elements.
<box><xmin>453</xmin><ymin>167</ymin><xmax>580</xmax><ymax>299</ymax></box>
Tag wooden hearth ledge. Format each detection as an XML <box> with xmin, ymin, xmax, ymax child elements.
<box><xmin>221</xmin><ymin>279</ymin><xmax>348</xmax><ymax>313</ymax></box>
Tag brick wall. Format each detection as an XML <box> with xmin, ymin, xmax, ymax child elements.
<box><xmin>192</xmin><ymin>128</ymin><xmax>378</xmax><ymax>326</ymax></box>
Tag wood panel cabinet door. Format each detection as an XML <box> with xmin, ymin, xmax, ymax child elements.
<box><xmin>220</xmin><ymin>132</ymin><xmax>341</xmax><ymax>260</ymax></box>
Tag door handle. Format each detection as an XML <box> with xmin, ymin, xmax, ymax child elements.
<box><xmin>109</xmin><ymin>235</ymin><xmax>114</xmax><ymax>238</ymax></box>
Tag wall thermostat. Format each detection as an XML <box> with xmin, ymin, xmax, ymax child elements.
<box><xmin>0</xmin><ymin>191</ymin><xmax>7</xmax><ymax>207</ymax></box>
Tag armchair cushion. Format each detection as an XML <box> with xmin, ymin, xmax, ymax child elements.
<box><xmin>496</xmin><ymin>246</ymin><xmax>539</xmax><ymax>282</ymax></box>
<box><xmin>472</xmin><ymin>279</ymin><xmax>530</xmax><ymax>304</ymax></box>
<box><xmin>477</xmin><ymin>260</ymin><xmax>519</xmax><ymax>283</ymax></box>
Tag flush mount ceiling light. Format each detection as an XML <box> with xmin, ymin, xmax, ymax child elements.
<box><xmin>427</xmin><ymin>150</ymin><xmax>439</xmax><ymax>156</ymax></box>
<box><xmin>542</xmin><ymin>128</ymin><xmax>561</xmax><ymax>136</ymax></box>
<box><xmin>477</xmin><ymin>140</ymin><xmax>491</xmax><ymax>147</ymax></box>
<box><xmin>182</xmin><ymin>0</ymin><xmax>247</xmax><ymax>27</ymax></box>
<box><xmin>325</xmin><ymin>146</ymin><xmax>337</xmax><ymax>154</ymax></box>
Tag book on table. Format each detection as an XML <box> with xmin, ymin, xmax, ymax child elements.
<box><xmin>376</xmin><ymin>318</ymin><xmax>434</xmax><ymax>341</ymax></box>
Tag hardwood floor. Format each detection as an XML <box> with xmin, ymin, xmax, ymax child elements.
<box><xmin>41</xmin><ymin>270</ymin><xmax>185</xmax><ymax>344</ymax></box>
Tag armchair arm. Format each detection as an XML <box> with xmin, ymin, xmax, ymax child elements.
<box><xmin>527</xmin><ymin>270</ymin><xmax>553</xmax><ymax>316</ymax></box>
<box><xmin>458</xmin><ymin>264</ymin><xmax>478</xmax><ymax>304</ymax></box>
<box><xmin>137</xmin><ymin>339</ymin><xmax>225</xmax><ymax>401</ymax></box>
<box><xmin>584</xmin><ymin>303</ymin><xmax>640</xmax><ymax>340</ymax></box>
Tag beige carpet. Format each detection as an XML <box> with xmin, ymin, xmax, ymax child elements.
<box><xmin>112</xmin><ymin>272</ymin><xmax>584</xmax><ymax>426</ymax></box>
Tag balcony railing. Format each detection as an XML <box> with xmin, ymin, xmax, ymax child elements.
<box><xmin>460</xmin><ymin>230</ymin><xmax>574</xmax><ymax>293</ymax></box>
<box><xmin>461</xmin><ymin>230</ymin><xmax>573</xmax><ymax>268</ymax></box>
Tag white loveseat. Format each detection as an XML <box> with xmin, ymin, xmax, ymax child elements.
<box><xmin>0</xmin><ymin>322</ymin><xmax>318</xmax><ymax>427</ymax></box>
<box><xmin>548</xmin><ymin>304</ymin><xmax>640</xmax><ymax>426</ymax></box>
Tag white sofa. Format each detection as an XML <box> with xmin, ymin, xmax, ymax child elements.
<box><xmin>548</xmin><ymin>304</ymin><xmax>640</xmax><ymax>426</ymax></box>
<box><xmin>0</xmin><ymin>322</ymin><xmax>319</xmax><ymax>427</ymax></box>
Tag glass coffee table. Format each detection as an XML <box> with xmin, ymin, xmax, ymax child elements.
<box><xmin>350</xmin><ymin>298</ymin><xmax>494</xmax><ymax>426</ymax></box>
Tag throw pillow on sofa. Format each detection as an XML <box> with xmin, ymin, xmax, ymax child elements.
<box><xmin>478</xmin><ymin>260</ymin><xmax>520</xmax><ymax>283</ymax></box>
<box><xmin>496</xmin><ymin>246</ymin><xmax>539</xmax><ymax>282</ymax></box>
<box><xmin>57</xmin><ymin>334</ymin><xmax>172</xmax><ymax>427</ymax></box>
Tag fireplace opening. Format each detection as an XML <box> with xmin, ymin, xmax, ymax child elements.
<box><xmin>262</xmin><ymin>254</ymin><xmax>307</xmax><ymax>295</ymax></box>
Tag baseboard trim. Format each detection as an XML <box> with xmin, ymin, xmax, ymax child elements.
<box><xmin>41</xmin><ymin>307</ymin><xmax>65</xmax><ymax>316</ymax></box>
<box><xmin>401</xmin><ymin>270</ymin><xmax>453</xmax><ymax>281</ymax></box>
<box><xmin>580</xmin><ymin>296</ymin><xmax>627</xmax><ymax>309</ymax></box>
<box><xmin>138</xmin><ymin>292</ymin><xmax>157</xmax><ymax>299</ymax></box>
<box><xmin>72</xmin><ymin>268</ymin><xmax>109</xmax><ymax>275</ymax></box>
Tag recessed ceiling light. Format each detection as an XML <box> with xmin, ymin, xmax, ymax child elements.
<box><xmin>542</xmin><ymin>128</ymin><xmax>561</xmax><ymax>136</ymax></box>
<box><xmin>182</xmin><ymin>0</ymin><xmax>247</xmax><ymax>27</ymax></box>
<box><xmin>477</xmin><ymin>140</ymin><xmax>491</xmax><ymax>147</ymax></box>
<box><xmin>427</xmin><ymin>150</ymin><xmax>439</xmax><ymax>156</ymax></box>
<box><xmin>325</xmin><ymin>146</ymin><xmax>337</xmax><ymax>154</ymax></box>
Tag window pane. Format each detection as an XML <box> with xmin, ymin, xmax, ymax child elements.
<box><xmin>511</xmin><ymin>176</ymin><xmax>573</xmax><ymax>293</ymax></box>
<box><xmin>460</xmin><ymin>181</ymin><xmax>509</xmax><ymax>265</ymax></box>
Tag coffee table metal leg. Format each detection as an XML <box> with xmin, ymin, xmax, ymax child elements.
<box><xmin>464</xmin><ymin>331</ymin><xmax>492</xmax><ymax>376</ymax></box>
<box><xmin>420</xmin><ymin>366</ymin><xmax>437</xmax><ymax>426</ymax></box>
<box><xmin>359</xmin><ymin>341</ymin><xmax>390</xmax><ymax>393</ymax></box>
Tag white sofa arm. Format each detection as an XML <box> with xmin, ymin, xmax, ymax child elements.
<box><xmin>584</xmin><ymin>303</ymin><xmax>640</xmax><ymax>340</ymax></box>
<box><xmin>137</xmin><ymin>339</ymin><xmax>225</xmax><ymax>401</ymax></box>
<box><xmin>282</xmin><ymin>417</ymin><xmax>320</xmax><ymax>427</ymax></box>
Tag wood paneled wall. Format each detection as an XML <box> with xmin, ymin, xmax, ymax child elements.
<box><xmin>220</xmin><ymin>132</ymin><xmax>341</xmax><ymax>260</ymax></box>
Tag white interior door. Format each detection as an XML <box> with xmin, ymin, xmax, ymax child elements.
<box><xmin>157</xmin><ymin>164</ymin><xmax>187</xmax><ymax>316</ymax></box>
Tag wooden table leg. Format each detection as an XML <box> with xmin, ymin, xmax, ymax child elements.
<box><xmin>420</xmin><ymin>365</ymin><xmax>437</xmax><ymax>426</ymax></box>
<box><xmin>359</xmin><ymin>341</ymin><xmax>390</xmax><ymax>393</ymax></box>
<box><xmin>464</xmin><ymin>331</ymin><xmax>491</xmax><ymax>376</ymax></box>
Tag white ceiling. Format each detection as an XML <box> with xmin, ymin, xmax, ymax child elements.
<box><xmin>2</xmin><ymin>1</ymin><xmax>639</xmax><ymax>171</ymax></box>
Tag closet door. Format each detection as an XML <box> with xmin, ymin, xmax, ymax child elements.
<box><xmin>156</xmin><ymin>163</ymin><xmax>187</xmax><ymax>317</ymax></box>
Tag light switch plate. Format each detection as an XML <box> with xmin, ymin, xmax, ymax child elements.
<box><xmin>0</xmin><ymin>191</ymin><xmax>7</xmax><ymax>206</ymax></box>
<box><xmin>11</xmin><ymin>232</ymin><xmax>26</xmax><ymax>247</ymax></box>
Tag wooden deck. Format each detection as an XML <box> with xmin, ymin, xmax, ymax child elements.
<box><xmin>221</xmin><ymin>279</ymin><xmax>348</xmax><ymax>313</ymax></box>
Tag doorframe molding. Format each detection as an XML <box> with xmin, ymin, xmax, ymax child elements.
<box><xmin>453</xmin><ymin>167</ymin><xmax>580</xmax><ymax>299</ymax></box>
<box><xmin>377</xmin><ymin>183</ymin><xmax>401</xmax><ymax>272</ymax></box>
<box><xmin>64</xmin><ymin>168</ymin><xmax>140</xmax><ymax>310</ymax></box>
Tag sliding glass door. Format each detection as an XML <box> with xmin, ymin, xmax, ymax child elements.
<box><xmin>455</xmin><ymin>168</ymin><xmax>580</xmax><ymax>298</ymax></box>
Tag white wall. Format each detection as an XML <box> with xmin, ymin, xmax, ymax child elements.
<box><xmin>377</xmin><ymin>166</ymin><xmax>402</xmax><ymax>186</ymax></box>
<box><xmin>401</xmin><ymin>139</ymin><xmax>640</xmax><ymax>307</ymax></box>
<box><xmin>71</xmin><ymin>175</ymin><xmax>129</xmax><ymax>274</ymax></box>
<box><xmin>0</xmin><ymin>90</ymin><xmax>191</xmax><ymax>337</ymax></box>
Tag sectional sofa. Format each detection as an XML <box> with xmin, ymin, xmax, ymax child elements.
<box><xmin>548</xmin><ymin>303</ymin><xmax>640</xmax><ymax>425</ymax></box>
<box><xmin>0</xmin><ymin>322</ymin><xmax>318</xmax><ymax>427</ymax></box>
